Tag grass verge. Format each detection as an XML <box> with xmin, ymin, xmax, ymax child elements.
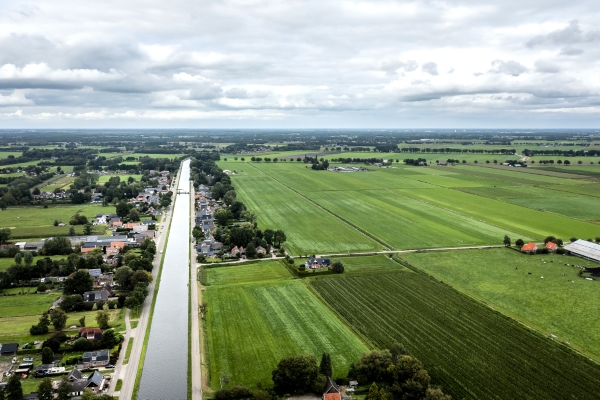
<box><xmin>115</xmin><ymin>379</ymin><xmax>123</xmax><ymax>391</ymax></box>
<box><xmin>123</xmin><ymin>337</ymin><xmax>134</xmax><ymax>365</ymax></box>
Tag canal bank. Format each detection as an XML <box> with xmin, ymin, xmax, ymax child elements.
<box><xmin>137</xmin><ymin>159</ymin><xmax>191</xmax><ymax>399</ymax></box>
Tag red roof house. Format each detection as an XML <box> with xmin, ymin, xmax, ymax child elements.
<box><xmin>545</xmin><ymin>242</ymin><xmax>558</xmax><ymax>252</ymax></box>
<box><xmin>521</xmin><ymin>242</ymin><xmax>538</xmax><ymax>253</ymax></box>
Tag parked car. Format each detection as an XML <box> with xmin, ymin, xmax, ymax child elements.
<box><xmin>106</xmin><ymin>364</ymin><xmax>115</xmax><ymax>369</ymax></box>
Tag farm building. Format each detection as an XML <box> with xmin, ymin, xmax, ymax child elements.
<box><xmin>305</xmin><ymin>257</ymin><xmax>331</xmax><ymax>269</ymax></box>
<box><xmin>564</xmin><ymin>240</ymin><xmax>600</xmax><ymax>263</ymax></box>
<box><xmin>545</xmin><ymin>242</ymin><xmax>558</xmax><ymax>252</ymax></box>
<box><xmin>0</xmin><ymin>343</ymin><xmax>18</xmax><ymax>356</ymax></box>
<box><xmin>520</xmin><ymin>242</ymin><xmax>538</xmax><ymax>253</ymax></box>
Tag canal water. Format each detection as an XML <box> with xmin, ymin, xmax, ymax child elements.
<box><xmin>138</xmin><ymin>159</ymin><xmax>190</xmax><ymax>399</ymax></box>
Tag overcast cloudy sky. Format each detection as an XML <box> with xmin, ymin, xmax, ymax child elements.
<box><xmin>1</xmin><ymin>0</ymin><xmax>599</xmax><ymax>128</ymax></box>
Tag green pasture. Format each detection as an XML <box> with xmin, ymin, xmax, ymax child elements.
<box><xmin>134</xmin><ymin>153</ymin><xmax>182</xmax><ymax>160</ymax></box>
<box><xmin>0</xmin><ymin>256</ymin><xmax>66</xmax><ymax>272</ymax></box>
<box><xmin>0</xmin><ymin>308</ymin><xmax>124</xmax><ymax>346</ymax></box>
<box><xmin>398</xmin><ymin>188</ymin><xmax>600</xmax><ymax>241</ymax></box>
<box><xmin>219</xmin><ymin>162</ymin><xmax>380</xmax><ymax>255</ymax></box>
<box><xmin>39</xmin><ymin>175</ymin><xmax>75</xmax><ymax>192</ymax></box>
<box><xmin>0</xmin><ymin>293</ymin><xmax>59</xmax><ymax>317</ymax></box>
<box><xmin>205</xmin><ymin>261</ymin><xmax>292</xmax><ymax>286</ymax></box>
<box><xmin>97</xmin><ymin>174</ymin><xmax>143</xmax><ymax>183</ymax></box>
<box><xmin>402</xmin><ymin>248</ymin><xmax>600</xmax><ymax>360</ymax></box>
<box><xmin>0</xmin><ymin>204</ymin><xmax>110</xmax><ymax>238</ymax></box>
<box><xmin>205</xmin><ymin>280</ymin><xmax>368</xmax><ymax>389</ymax></box>
<box><xmin>311</xmin><ymin>268</ymin><xmax>600</xmax><ymax>400</ymax></box>
<box><xmin>305</xmin><ymin>189</ymin><xmax>524</xmax><ymax>249</ymax></box>
<box><xmin>334</xmin><ymin>254</ymin><xmax>409</xmax><ymax>274</ymax></box>
<box><xmin>0</xmin><ymin>151</ymin><xmax>22</xmax><ymax>159</ymax></box>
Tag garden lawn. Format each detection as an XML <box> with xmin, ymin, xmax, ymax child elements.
<box><xmin>205</xmin><ymin>260</ymin><xmax>292</xmax><ymax>286</ymax></box>
<box><xmin>311</xmin><ymin>268</ymin><xmax>600</xmax><ymax>400</ymax></box>
<box><xmin>205</xmin><ymin>280</ymin><xmax>368</xmax><ymax>390</ymax></box>
<box><xmin>401</xmin><ymin>248</ymin><xmax>600</xmax><ymax>360</ymax></box>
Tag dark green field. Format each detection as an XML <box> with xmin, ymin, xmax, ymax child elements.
<box><xmin>310</xmin><ymin>265</ymin><xmax>600</xmax><ymax>400</ymax></box>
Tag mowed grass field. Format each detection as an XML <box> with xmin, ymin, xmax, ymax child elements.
<box><xmin>310</xmin><ymin>263</ymin><xmax>600</xmax><ymax>400</ymax></box>
<box><xmin>0</xmin><ymin>204</ymin><xmax>111</xmax><ymax>238</ymax></box>
<box><xmin>0</xmin><ymin>293</ymin><xmax>59</xmax><ymax>317</ymax></box>
<box><xmin>218</xmin><ymin>162</ymin><xmax>381</xmax><ymax>255</ymax></box>
<box><xmin>402</xmin><ymin>248</ymin><xmax>600</xmax><ymax>360</ymax></box>
<box><xmin>204</xmin><ymin>262</ymin><xmax>368</xmax><ymax>389</ymax></box>
<box><xmin>205</xmin><ymin>260</ymin><xmax>293</xmax><ymax>286</ymax></box>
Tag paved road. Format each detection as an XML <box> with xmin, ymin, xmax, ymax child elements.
<box><xmin>189</xmin><ymin>185</ymin><xmax>203</xmax><ymax>399</ymax></box>
<box><xmin>109</xmin><ymin>166</ymin><xmax>182</xmax><ymax>399</ymax></box>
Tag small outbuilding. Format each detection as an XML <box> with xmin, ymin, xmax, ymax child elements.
<box><xmin>0</xmin><ymin>343</ymin><xmax>19</xmax><ymax>356</ymax></box>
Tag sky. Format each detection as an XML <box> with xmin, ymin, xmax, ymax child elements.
<box><xmin>0</xmin><ymin>0</ymin><xmax>599</xmax><ymax>128</ymax></box>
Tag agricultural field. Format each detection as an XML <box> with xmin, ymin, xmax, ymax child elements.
<box><xmin>310</xmin><ymin>266</ymin><xmax>600</xmax><ymax>400</ymax></box>
<box><xmin>205</xmin><ymin>279</ymin><xmax>368</xmax><ymax>389</ymax></box>
<box><xmin>204</xmin><ymin>260</ymin><xmax>293</xmax><ymax>286</ymax></box>
<box><xmin>218</xmin><ymin>162</ymin><xmax>381</xmax><ymax>255</ymax></box>
<box><xmin>220</xmin><ymin>160</ymin><xmax>600</xmax><ymax>253</ymax></box>
<box><xmin>401</xmin><ymin>248</ymin><xmax>600</xmax><ymax>360</ymax></box>
<box><xmin>0</xmin><ymin>204</ymin><xmax>111</xmax><ymax>238</ymax></box>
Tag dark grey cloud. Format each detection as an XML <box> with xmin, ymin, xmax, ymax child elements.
<box><xmin>559</xmin><ymin>47</ymin><xmax>584</xmax><ymax>56</ymax></box>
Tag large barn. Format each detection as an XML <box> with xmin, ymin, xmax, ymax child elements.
<box><xmin>563</xmin><ymin>240</ymin><xmax>600</xmax><ymax>263</ymax></box>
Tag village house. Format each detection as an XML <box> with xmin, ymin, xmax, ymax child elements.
<box><xmin>82</xmin><ymin>350</ymin><xmax>110</xmax><ymax>369</ymax></box>
<box><xmin>231</xmin><ymin>246</ymin><xmax>245</xmax><ymax>258</ymax></box>
<box><xmin>545</xmin><ymin>242</ymin><xmax>558</xmax><ymax>253</ymax></box>
<box><xmin>323</xmin><ymin>377</ymin><xmax>342</xmax><ymax>400</ymax></box>
<box><xmin>256</xmin><ymin>246</ymin><xmax>267</xmax><ymax>255</ymax></box>
<box><xmin>197</xmin><ymin>238</ymin><xmax>223</xmax><ymax>257</ymax></box>
<box><xmin>305</xmin><ymin>257</ymin><xmax>331</xmax><ymax>269</ymax></box>
<box><xmin>68</xmin><ymin>370</ymin><xmax>106</xmax><ymax>395</ymax></box>
<box><xmin>79</xmin><ymin>327</ymin><xmax>104</xmax><ymax>341</ymax></box>
<box><xmin>521</xmin><ymin>242</ymin><xmax>538</xmax><ymax>253</ymax></box>
<box><xmin>83</xmin><ymin>288</ymin><xmax>110</xmax><ymax>303</ymax></box>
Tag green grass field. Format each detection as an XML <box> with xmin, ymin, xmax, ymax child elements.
<box><xmin>333</xmin><ymin>254</ymin><xmax>409</xmax><ymax>274</ymax></box>
<box><xmin>310</xmin><ymin>266</ymin><xmax>600</xmax><ymax>400</ymax></box>
<box><xmin>0</xmin><ymin>204</ymin><xmax>111</xmax><ymax>238</ymax></box>
<box><xmin>205</xmin><ymin>279</ymin><xmax>368</xmax><ymax>389</ymax></box>
<box><xmin>205</xmin><ymin>260</ymin><xmax>293</xmax><ymax>286</ymax></box>
<box><xmin>0</xmin><ymin>293</ymin><xmax>59</xmax><ymax>317</ymax></box>
<box><xmin>97</xmin><ymin>174</ymin><xmax>143</xmax><ymax>183</ymax></box>
<box><xmin>0</xmin><ymin>308</ymin><xmax>124</xmax><ymax>346</ymax></box>
<box><xmin>401</xmin><ymin>248</ymin><xmax>600</xmax><ymax>360</ymax></box>
<box><xmin>218</xmin><ymin>162</ymin><xmax>381</xmax><ymax>255</ymax></box>
<box><xmin>219</xmin><ymin>160</ymin><xmax>599</xmax><ymax>253</ymax></box>
<box><xmin>0</xmin><ymin>256</ymin><xmax>66</xmax><ymax>272</ymax></box>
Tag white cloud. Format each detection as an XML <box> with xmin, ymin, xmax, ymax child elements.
<box><xmin>0</xmin><ymin>0</ymin><xmax>599</xmax><ymax>126</ymax></box>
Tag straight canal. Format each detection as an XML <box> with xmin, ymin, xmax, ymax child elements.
<box><xmin>138</xmin><ymin>159</ymin><xmax>191</xmax><ymax>399</ymax></box>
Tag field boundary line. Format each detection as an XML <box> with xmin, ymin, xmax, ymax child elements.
<box><xmin>247</xmin><ymin>163</ymin><xmax>393</xmax><ymax>250</ymax></box>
